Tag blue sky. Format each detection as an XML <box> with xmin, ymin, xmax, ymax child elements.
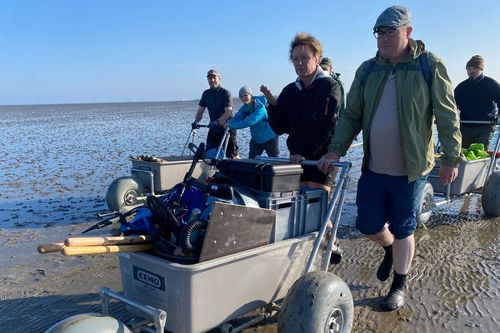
<box><xmin>1</xmin><ymin>0</ymin><xmax>499</xmax><ymax>105</ymax></box>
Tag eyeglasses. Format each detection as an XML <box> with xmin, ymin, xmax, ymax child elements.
<box><xmin>373</xmin><ymin>27</ymin><xmax>400</xmax><ymax>39</ymax></box>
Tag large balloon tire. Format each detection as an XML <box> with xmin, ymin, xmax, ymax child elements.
<box><xmin>277</xmin><ymin>271</ymin><xmax>353</xmax><ymax>333</ymax></box>
<box><xmin>44</xmin><ymin>313</ymin><xmax>131</xmax><ymax>333</ymax></box>
<box><xmin>417</xmin><ymin>182</ymin><xmax>434</xmax><ymax>226</ymax></box>
<box><xmin>106</xmin><ymin>176</ymin><xmax>146</xmax><ymax>212</ymax></box>
<box><xmin>482</xmin><ymin>171</ymin><xmax>500</xmax><ymax>217</ymax></box>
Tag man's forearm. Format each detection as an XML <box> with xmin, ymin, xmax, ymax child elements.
<box><xmin>217</xmin><ymin>108</ymin><xmax>233</xmax><ymax>123</ymax></box>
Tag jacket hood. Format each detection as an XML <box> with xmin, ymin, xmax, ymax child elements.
<box><xmin>294</xmin><ymin>65</ymin><xmax>330</xmax><ymax>91</ymax></box>
<box><xmin>253</xmin><ymin>95</ymin><xmax>267</xmax><ymax>107</ymax></box>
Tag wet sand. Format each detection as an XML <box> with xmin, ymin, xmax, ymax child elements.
<box><xmin>1</xmin><ymin>103</ymin><xmax>498</xmax><ymax>332</ymax></box>
<box><xmin>1</xmin><ymin>195</ymin><xmax>498</xmax><ymax>333</ymax></box>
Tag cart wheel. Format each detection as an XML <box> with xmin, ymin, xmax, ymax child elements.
<box><xmin>482</xmin><ymin>171</ymin><xmax>500</xmax><ymax>217</ymax></box>
<box><xmin>417</xmin><ymin>182</ymin><xmax>434</xmax><ymax>226</ymax></box>
<box><xmin>106</xmin><ymin>176</ymin><xmax>146</xmax><ymax>212</ymax></box>
<box><xmin>44</xmin><ymin>313</ymin><xmax>131</xmax><ymax>333</ymax></box>
<box><xmin>277</xmin><ymin>271</ymin><xmax>353</xmax><ymax>333</ymax></box>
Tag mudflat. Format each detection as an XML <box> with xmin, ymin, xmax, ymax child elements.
<box><xmin>0</xmin><ymin>194</ymin><xmax>498</xmax><ymax>333</ymax></box>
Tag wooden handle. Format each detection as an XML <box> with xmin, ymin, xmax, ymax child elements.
<box><xmin>65</xmin><ymin>235</ymin><xmax>155</xmax><ymax>247</ymax></box>
<box><xmin>37</xmin><ymin>242</ymin><xmax>65</xmax><ymax>254</ymax></box>
<box><xmin>62</xmin><ymin>243</ymin><xmax>153</xmax><ymax>256</ymax></box>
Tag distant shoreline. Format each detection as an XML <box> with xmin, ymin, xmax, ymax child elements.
<box><xmin>0</xmin><ymin>100</ymin><xmax>201</xmax><ymax>108</ymax></box>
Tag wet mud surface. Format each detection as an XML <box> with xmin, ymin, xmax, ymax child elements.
<box><xmin>1</xmin><ymin>103</ymin><xmax>498</xmax><ymax>332</ymax></box>
<box><xmin>1</xmin><ymin>196</ymin><xmax>498</xmax><ymax>333</ymax></box>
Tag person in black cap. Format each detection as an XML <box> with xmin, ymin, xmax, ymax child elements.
<box><xmin>318</xmin><ymin>5</ymin><xmax>462</xmax><ymax>311</ymax></box>
<box><xmin>194</xmin><ymin>69</ymin><xmax>239</xmax><ymax>159</ymax></box>
<box><xmin>454</xmin><ymin>55</ymin><xmax>500</xmax><ymax>148</ymax></box>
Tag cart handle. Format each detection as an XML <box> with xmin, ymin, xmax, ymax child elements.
<box><xmin>100</xmin><ymin>287</ymin><xmax>166</xmax><ymax>333</ymax></box>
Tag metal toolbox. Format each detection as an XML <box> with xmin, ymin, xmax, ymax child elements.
<box><xmin>429</xmin><ymin>158</ymin><xmax>490</xmax><ymax>195</ymax></box>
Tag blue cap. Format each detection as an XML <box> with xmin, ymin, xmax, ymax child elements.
<box><xmin>374</xmin><ymin>5</ymin><xmax>411</xmax><ymax>31</ymax></box>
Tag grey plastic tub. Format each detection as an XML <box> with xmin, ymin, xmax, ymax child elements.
<box><xmin>119</xmin><ymin>233</ymin><xmax>322</xmax><ymax>333</ymax></box>
<box><xmin>130</xmin><ymin>156</ymin><xmax>208</xmax><ymax>193</ymax></box>
<box><xmin>429</xmin><ymin>158</ymin><xmax>490</xmax><ymax>195</ymax></box>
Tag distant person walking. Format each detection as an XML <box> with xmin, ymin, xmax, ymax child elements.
<box><xmin>194</xmin><ymin>69</ymin><xmax>239</xmax><ymax>159</ymax></box>
<box><xmin>454</xmin><ymin>55</ymin><xmax>500</xmax><ymax>149</ymax></box>
<box><xmin>260</xmin><ymin>32</ymin><xmax>341</xmax><ymax>190</ymax></box>
<box><xmin>318</xmin><ymin>5</ymin><xmax>462</xmax><ymax>311</ymax></box>
<box><xmin>228</xmin><ymin>86</ymin><xmax>279</xmax><ymax>159</ymax></box>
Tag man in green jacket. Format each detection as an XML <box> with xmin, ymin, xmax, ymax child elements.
<box><xmin>318</xmin><ymin>5</ymin><xmax>461</xmax><ymax>311</ymax></box>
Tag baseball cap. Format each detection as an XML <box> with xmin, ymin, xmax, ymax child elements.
<box><xmin>207</xmin><ymin>69</ymin><xmax>220</xmax><ymax>77</ymax></box>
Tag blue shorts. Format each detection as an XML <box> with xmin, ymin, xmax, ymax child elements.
<box><xmin>355</xmin><ymin>169</ymin><xmax>426</xmax><ymax>239</ymax></box>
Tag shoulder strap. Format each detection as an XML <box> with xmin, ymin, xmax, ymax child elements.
<box><xmin>359</xmin><ymin>58</ymin><xmax>377</xmax><ymax>85</ymax></box>
<box><xmin>359</xmin><ymin>52</ymin><xmax>433</xmax><ymax>88</ymax></box>
<box><xmin>416</xmin><ymin>51</ymin><xmax>432</xmax><ymax>88</ymax></box>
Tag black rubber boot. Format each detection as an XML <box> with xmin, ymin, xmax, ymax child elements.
<box><xmin>382</xmin><ymin>272</ymin><xmax>406</xmax><ymax>311</ymax></box>
<box><xmin>376</xmin><ymin>245</ymin><xmax>393</xmax><ymax>281</ymax></box>
<box><xmin>329</xmin><ymin>246</ymin><xmax>343</xmax><ymax>265</ymax></box>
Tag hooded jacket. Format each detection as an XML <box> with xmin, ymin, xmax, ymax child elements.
<box><xmin>328</xmin><ymin>39</ymin><xmax>462</xmax><ymax>181</ymax></box>
<box><xmin>228</xmin><ymin>95</ymin><xmax>277</xmax><ymax>144</ymax></box>
<box><xmin>268</xmin><ymin>66</ymin><xmax>341</xmax><ymax>159</ymax></box>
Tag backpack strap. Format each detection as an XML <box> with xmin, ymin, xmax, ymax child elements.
<box><xmin>360</xmin><ymin>52</ymin><xmax>432</xmax><ymax>88</ymax></box>
<box><xmin>416</xmin><ymin>51</ymin><xmax>432</xmax><ymax>88</ymax></box>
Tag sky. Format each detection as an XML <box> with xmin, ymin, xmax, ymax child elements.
<box><xmin>1</xmin><ymin>0</ymin><xmax>499</xmax><ymax>105</ymax></box>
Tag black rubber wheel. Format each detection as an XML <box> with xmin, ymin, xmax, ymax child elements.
<box><xmin>105</xmin><ymin>176</ymin><xmax>146</xmax><ymax>212</ymax></box>
<box><xmin>417</xmin><ymin>182</ymin><xmax>434</xmax><ymax>226</ymax></box>
<box><xmin>482</xmin><ymin>171</ymin><xmax>500</xmax><ymax>217</ymax></box>
<box><xmin>277</xmin><ymin>271</ymin><xmax>353</xmax><ymax>333</ymax></box>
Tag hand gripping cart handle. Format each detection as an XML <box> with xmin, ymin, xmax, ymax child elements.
<box><xmin>182</xmin><ymin>123</ymin><xmax>230</xmax><ymax>162</ymax></box>
<box><xmin>256</xmin><ymin>156</ymin><xmax>352</xmax><ymax>272</ymax></box>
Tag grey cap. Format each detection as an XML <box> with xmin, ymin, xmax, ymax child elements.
<box><xmin>207</xmin><ymin>68</ymin><xmax>220</xmax><ymax>77</ymax></box>
<box><xmin>239</xmin><ymin>85</ymin><xmax>253</xmax><ymax>97</ymax></box>
<box><xmin>374</xmin><ymin>5</ymin><xmax>412</xmax><ymax>30</ymax></box>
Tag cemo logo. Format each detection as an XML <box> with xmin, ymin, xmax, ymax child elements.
<box><xmin>133</xmin><ymin>265</ymin><xmax>165</xmax><ymax>291</ymax></box>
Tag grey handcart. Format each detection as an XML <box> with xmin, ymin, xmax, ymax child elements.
<box><xmin>45</xmin><ymin>159</ymin><xmax>354</xmax><ymax>333</ymax></box>
<box><xmin>104</xmin><ymin>124</ymin><xmax>230</xmax><ymax>213</ymax></box>
<box><xmin>418</xmin><ymin>119</ymin><xmax>500</xmax><ymax>224</ymax></box>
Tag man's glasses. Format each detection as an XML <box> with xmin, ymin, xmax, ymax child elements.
<box><xmin>373</xmin><ymin>27</ymin><xmax>400</xmax><ymax>39</ymax></box>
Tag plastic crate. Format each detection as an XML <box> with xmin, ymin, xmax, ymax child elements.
<box><xmin>260</xmin><ymin>189</ymin><xmax>327</xmax><ymax>242</ymax></box>
<box><xmin>130</xmin><ymin>156</ymin><xmax>205</xmax><ymax>192</ymax></box>
<box><xmin>216</xmin><ymin>159</ymin><xmax>303</xmax><ymax>192</ymax></box>
<box><xmin>428</xmin><ymin>158</ymin><xmax>490</xmax><ymax>195</ymax></box>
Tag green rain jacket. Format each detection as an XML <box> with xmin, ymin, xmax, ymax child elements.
<box><xmin>328</xmin><ymin>39</ymin><xmax>462</xmax><ymax>181</ymax></box>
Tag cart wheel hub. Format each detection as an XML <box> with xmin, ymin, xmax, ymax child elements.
<box><xmin>326</xmin><ymin>308</ymin><xmax>344</xmax><ymax>333</ymax></box>
<box><xmin>124</xmin><ymin>190</ymin><xmax>140</xmax><ymax>206</ymax></box>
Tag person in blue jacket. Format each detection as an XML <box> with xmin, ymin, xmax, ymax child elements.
<box><xmin>228</xmin><ymin>86</ymin><xmax>279</xmax><ymax>159</ymax></box>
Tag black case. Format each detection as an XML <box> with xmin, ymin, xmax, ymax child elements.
<box><xmin>216</xmin><ymin>159</ymin><xmax>303</xmax><ymax>192</ymax></box>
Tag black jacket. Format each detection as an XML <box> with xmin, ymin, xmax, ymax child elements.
<box><xmin>454</xmin><ymin>74</ymin><xmax>500</xmax><ymax>125</ymax></box>
<box><xmin>268</xmin><ymin>76</ymin><xmax>341</xmax><ymax>159</ymax></box>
